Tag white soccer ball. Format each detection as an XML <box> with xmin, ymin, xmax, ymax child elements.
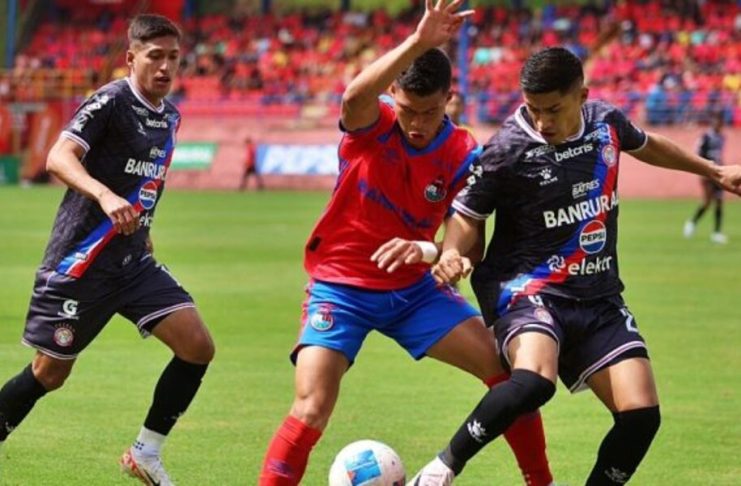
<box><xmin>328</xmin><ymin>439</ymin><xmax>406</xmax><ymax>486</ymax></box>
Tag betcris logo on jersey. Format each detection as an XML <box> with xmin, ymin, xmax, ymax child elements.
<box><xmin>579</xmin><ymin>220</ymin><xmax>607</xmax><ymax>254</ymax></box>
<box><xmin>554</xmin><ymin>143</ymin><xmax>594</xmax><ymax>162</ymax></box>
<box><xmin>145</xmin><ymin>118</ymin><xmax>168</xmax><ymax>129</ymax></box>
<box><xmin>139</xmin><ymin>181</ymin><xmax>158</xmax><ymax>210</ymax></box>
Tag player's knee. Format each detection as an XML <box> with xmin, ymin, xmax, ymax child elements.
<box><xmin>177</xmin><ymin>330</ymin><xmax>215</xmax><ymax>364</ymax></box>
<box><xmin>615</xmin><ymin>405</ymin><xmax>661</xmax><ymax>443</ymax></box>
<box><xmin>31</xmin><ymin>359</ymin><xmax>72</xmax><ymax>391</ymax></box>
<box><xmin>510</xmin><ymin>369</ymin><xmax>556</xmax><ymax>413</ymax></box>
<box><xmin>290</xmin><ymin>395</ymin><xmax>333</xmax><ymax>430</ymax></box>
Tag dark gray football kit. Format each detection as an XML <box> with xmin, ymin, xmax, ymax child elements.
<box><xmin>454</xmin><ymin>101</ymin><xmax>650</xmax><ymax>391</ymax></box>
<box><xmin>23</xmin><ymin>78</ymin><xmax>194</xmax><ymax>359</ymax></box>
<box><xmin>697</xmin><ymin>128</ymin><xmax>725</xmax><ymax>197</ymax></box>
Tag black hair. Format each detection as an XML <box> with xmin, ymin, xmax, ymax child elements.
<box><xmin>520</xmin><ymin>47</ymin><xmax>584</xmax><ymax>94</ymax></box>
<box><xmin>396</xmin><ymin>48</ymin><xmax>451</xmax><ymax>96</ymax></box>
<box><xmin>128</xmin><ymin>14</ymin><xmax>181</xmax><ymax>44</ymax></box>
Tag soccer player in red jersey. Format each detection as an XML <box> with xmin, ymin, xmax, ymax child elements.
<box><xmin>259</xmin><ymin>1</ymin><xmax>554</xmax><ymax>485</ymax></box>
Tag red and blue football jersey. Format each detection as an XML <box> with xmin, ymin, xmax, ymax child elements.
<box><xmin>305</xmin><ymin>100</ymin><xmax>481</xmax><ymax>290</ymax></box>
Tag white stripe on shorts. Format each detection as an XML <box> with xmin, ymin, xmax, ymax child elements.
<box><xmin>22</xmin><ymin>338</ymin><xmax>79</xmax><ymax>360</ymax></box>
<box><xmin>569</xmin><ymin>341</ymin><xmax>647</xmax><ymax>393</ymax></box>
<box><xmin>136</xmin><ymin>302</ymin><xmax>196</xmax><ymax>336</ymax></box>
<box><xmin>501</xmin><ymin>323</ymin><xmax>560</xmax><ymax>369</ymax></box>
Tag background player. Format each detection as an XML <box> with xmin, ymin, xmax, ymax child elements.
<box><xmin>410</xmin><ymin>47</ymin><xmax>741</xmax><ymax>485</ymax></box>
<box><xmin>0</xmin><ymin>14</ymin><xmax>214</xmax><ymax>486</ymax></box>
<box><xmin>258</xmin><ymin>1</ymin><xmax>553</xmax><ymax>485</ymax></box>
<box><xmin>683</xmin><ymin>114</ymin><xmax>729</xmax><ymax>243</ymax></box>
<box><xmin>445</xmin><ymin>90</ymin><xmax>468</xmax><ymax>129</ymax></box>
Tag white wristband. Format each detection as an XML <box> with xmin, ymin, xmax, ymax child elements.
<box><xmin>415</xmin><ymin>241</ymin><xmax>439</xmax><ymax>264</ymax></box>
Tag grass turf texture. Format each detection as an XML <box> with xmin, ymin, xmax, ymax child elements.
<box><xmin>0</xmin><ymin>186</ymin><xmax>739</xmax><ymax>485</ymax></box>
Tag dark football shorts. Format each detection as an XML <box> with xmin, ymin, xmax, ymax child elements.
<box><xmin>479</xmin><ymin>292</ymin><xmax>648</xmax><ymax>392</ymax></box>
<box><xmin>22</xmin><ymin>254</ymin><xmax>195</xmax><ymax>360</ymax></box>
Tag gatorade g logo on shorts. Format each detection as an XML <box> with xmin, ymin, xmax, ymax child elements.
<box><xmin>580</xmin><ymin>220</ymin><xmax>607</xmax><ymax>254</ymax></box>
<box><xmin>310</xmin><ymin>305</ymin><xmax>334</xmax><ymax>331</ymax></box>
<box><xmin>139</xmin><ymin>181</ymin><xmax>158</xmax><ymax>210</ymax></box>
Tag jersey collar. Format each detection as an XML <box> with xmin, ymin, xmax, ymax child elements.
<box><xmin>126</xmin><ymin>77</ymin><xmax>165</xmax><ymax>114</ymax></box>
<box><xmin>515</xmin><ymin>105</ymin><xmax>585</xmax><ymax>145</ymax></box>
<box><xmin>399</xmin><ymin>116</ymin><xmax>454</xmax><ymax>156</ymax></box>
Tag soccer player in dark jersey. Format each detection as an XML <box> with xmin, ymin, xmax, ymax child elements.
<box><xmin>683</xmin><ymin>114</ymin><xmax>729</xmax><ymax>243</ymax></box>
<box><xmin>409</xmin><ymin>47</ymin><xmax>741</xmax><ymax>485</ymax></box>
<box><xmin>0</xmin><ymin>14</ymin><xmax>214</xmax><ymax>486</ymax></box>
<box><xmin>258</xmin><ymin>2</ymin><xmax>554</xmax><ymax>485</ymax></box>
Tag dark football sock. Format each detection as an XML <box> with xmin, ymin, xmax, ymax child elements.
<box><xmin>586</xmin><ymin>406</ymin><xmax>661</xmax><ymax>485</ymax></box>
<box><xmin>143</xmin><ymin>356</ymin><xmax>208</xmax><ymax>435</ymax></box>
<box><xmin>692</xmin><ymin>205</ymin><xmax>707</xmax><ymax>223</ymax></box>
<box><xmin>714</xmin><ymin>202</ymin><xmax>723</xmax><ymax>232</ymax></box>
<box><xmin>0</xmin><ymin>364</ymin><xmax>48</xmax><ymax>441</ymax></box>
<box><xmin>440</xmin><ymin>369</ymin><xmax>556</xmax><ymax>474</ymax></box>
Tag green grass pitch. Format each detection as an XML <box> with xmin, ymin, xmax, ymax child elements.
<box><xmin>0</xmin><ymin>186</ymin><xmax>739</xmax><ymax>485</ymax></box>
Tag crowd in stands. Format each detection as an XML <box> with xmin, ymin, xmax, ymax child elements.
<box><xmin>5</xmin><ymin>0</ymin><xmax>741</xmax><ymax>125</ymax></box>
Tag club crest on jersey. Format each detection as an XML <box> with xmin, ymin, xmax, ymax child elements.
<box><xmin>601</xmin><ymin>144</ymin><xmax>617</xmax><ymax>167</ymax></box>
<box><xmin>424</xmin><ymin>177</ymin><xmax>447</xmax><ymax>202</ymax></box>
<box><xmin>53</xmin><ymin>324</ymin><xmax>75</xmax><ymax>347</ymax></box>
<box><xmin>309</xmin><ymin>306</ymin><xmax>334</xmax><ymax>331</ymax></box>
<box><xmin>139</xmin><ymin>181</ymin><xmax>158</xmax><ymax>210</ymax></box>
<box><xmin>579</xmin><ymin>220</ymin><xmax>607</xmax><ymax>254</ymax></box>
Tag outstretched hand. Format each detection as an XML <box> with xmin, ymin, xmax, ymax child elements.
<box><xmin>415</xmin><ymin>0</ymin><xmax>474</xmax><ymax>49</ymax></box>
<box><xmin>717</xmin><ymin>165</ymin><xmax>741</xmax><ymax>196</ymax></box>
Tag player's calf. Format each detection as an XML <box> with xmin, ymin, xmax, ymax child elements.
<box><xmin>441</xmin><ymin>369</ymin><xmax>556</xmax><ymax>474</ymax></box>
<box><xmin>0</xmin><ymin>364</ymin><xmax>48</xmax><ymax>442</ymax></box>
<box><xmin>586</xmin><ymin>406</ymin><xmax>661</xmax><ymax>485</ymax></box>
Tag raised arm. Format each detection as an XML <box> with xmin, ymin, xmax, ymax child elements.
<box><xmin>341</xmin><ymin>0</ymin><xmax>473</xmax><ymax>131</ymax></box>
<box><xmin>632</xmin><ymin>132</ymin><xmax>741</xmax><ymax>195</ymax></box>
<box><xmin>47</xmin><ymin>137</ymin><xmax>141</xmax><ymax>235</ymax></box>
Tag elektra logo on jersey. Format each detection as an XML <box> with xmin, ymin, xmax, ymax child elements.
<box><xmin>547</xmin><ymin>253</ymin><xmax>613</xmax><ymax>276</ymax></box>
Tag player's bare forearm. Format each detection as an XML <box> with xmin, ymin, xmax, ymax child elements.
<box><xmin>634</xmin><ymin>132</ymin><xmax>718</xmax><ymax>178</ymax></box>
<box><xmin>442</xmin><ymin>212</ymin><xmax>482</xmax><ymax>257</ymax></box>
<box><xmin>48</xmin><ymin>136</ymin><xmax>141</xmax><ymax>235</ymax></box>
<box><xmin>341</xmin><ymin>35</ymin><xmax>429</xmax><ymax>131</ymax></box>
<box><xmin>462</xmin><ymin>219</ymin><xmax>486</xmax><ymax>265</ymax></box>
<box><xmin>47</xmin><ymin>137</ymin><xmax>114</xmax><ymax>202</ymax></box>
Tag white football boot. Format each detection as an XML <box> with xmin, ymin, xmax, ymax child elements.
<box><xmin>120</xmin><ymin>447</ymin><xmax>174</xmax><ymax>486</ymax></box>
<box><xmin>407</xmin><ymin>457</ymin><xmax>455</xmax><ymax>486</ymax></box>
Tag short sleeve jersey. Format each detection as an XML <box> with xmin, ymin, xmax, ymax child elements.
<box><xmin>42</xmin><ymin>78</ymin><xmax>180</xmax><ymax>278</ymax></box>
<box><xmin>304</xmin><ymin>100</ymin><xmax>481</xmax><ymax>290</ymax></box>
<box><xmin>454</xmin><ymin>100</ymin><xmax>647</xmax><ymax>317</ymax></box>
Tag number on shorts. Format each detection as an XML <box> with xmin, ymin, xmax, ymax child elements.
<box><xmin>620</xmin><ymin>307</ymin><xmax>638</xmax><ymax>333</ymax></box>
